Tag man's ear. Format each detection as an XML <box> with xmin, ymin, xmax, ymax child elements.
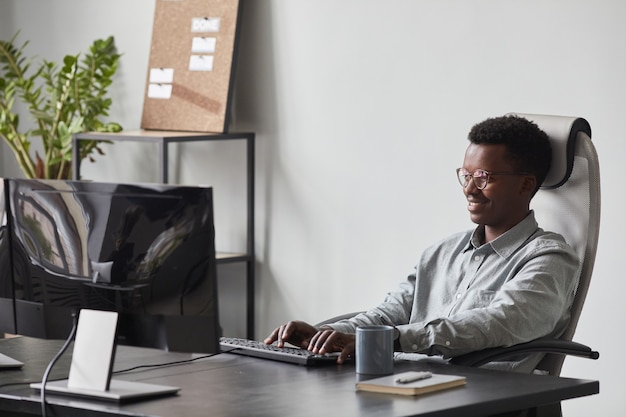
<box><xmin>521</xmin><ymin>175</ymin><xmax>537</xmax><ymax>195</ymax></box>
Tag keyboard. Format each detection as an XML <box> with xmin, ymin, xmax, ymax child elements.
<box><xmin>219</xmin><ymin>337</ymin><xmax>342</xmax><ymax>366</ymax></box>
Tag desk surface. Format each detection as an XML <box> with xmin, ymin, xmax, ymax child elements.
<box><xmin>0</xmin><ymin>336</ymin><xmax>598</xmax><ymax>417</ymax></box>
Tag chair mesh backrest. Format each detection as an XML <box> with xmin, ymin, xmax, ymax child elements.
<box><xmin>512</xmin><ymin>113</ymin><xmax>601</xmax><ymax>375</ymax></box>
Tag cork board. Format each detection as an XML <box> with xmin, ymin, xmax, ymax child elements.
<box><xmin>141</xmin><ymin>0</ymin><xmax>242</xmax><ymax>133</ymax></box>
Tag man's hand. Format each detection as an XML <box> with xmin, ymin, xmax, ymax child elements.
<box><xmin>264</xmin><ymin>321</ymin><xmax>318</xmax><ymax>349</ymax></box>
<box><xmin>265</xmin><ymin>322</ymin><xmax>355</xmax><ymax>364</ymax></box>
<box><xmin>307</xmin><ymin>328</ymin><xmax>355</xmax><ymax>364</ymax></box>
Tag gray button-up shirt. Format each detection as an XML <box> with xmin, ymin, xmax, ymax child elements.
<box><xmin>328</xmin><ymin>211</ymin><xmax>580</xmax><ymax>372</ymax></box>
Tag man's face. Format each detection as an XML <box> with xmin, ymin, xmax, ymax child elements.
<box><xmin>460</xmin><ymin>143</ymin><xmax>534</xmax><ymax>240</ymax></box>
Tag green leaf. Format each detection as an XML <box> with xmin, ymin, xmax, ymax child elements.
<box><xmin>0</xmin><ymin>32</ymin><xmax>123</xmax><ymax>179</ymax></box>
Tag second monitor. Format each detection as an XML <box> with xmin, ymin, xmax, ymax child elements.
<box><xmin>0</xmin><ymin>179</ymin><xmax>220</xmax><ymax>353</ymax></box>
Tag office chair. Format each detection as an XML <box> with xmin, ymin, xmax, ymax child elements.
<box><xmin>317</xmin><ymin>113</ymin><xmax>600</xmax><ymax>377</ymax></box>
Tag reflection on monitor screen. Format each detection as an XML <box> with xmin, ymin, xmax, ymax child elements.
<box><xmin>0</xmin><ymin>179</ymin><xmax>220</xmax><ymax>353</ymax></box>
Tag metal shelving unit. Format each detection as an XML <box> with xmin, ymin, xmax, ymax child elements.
<box><xmin>72</xmin><ymin>130</ymin><xmax>255</xmax><ymax>339</ymax></box>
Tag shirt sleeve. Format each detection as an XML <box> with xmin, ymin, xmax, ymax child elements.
<box><xmin>324</xmin><ymin>274</ymin><xmax>417</xmax><ymax>334</ymax></box>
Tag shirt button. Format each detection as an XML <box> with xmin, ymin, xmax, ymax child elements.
<box><xmin>412</xmin><ymin>344</ymin><xmax>418</xmax><ymax>350</ymax></box>
<box><xmin>456</xmin><ymin>293</ymin><xmax>462</xmax><ymax>299</ymax></box>
<box><xmin>474</xmin><ymin>255</ymin><xmax>481</xmax><ymax>262</ymax></box>
<box><xmin>445</xmin><ymin>341</ymin><xmax>451</xmax><ymax>346</ymax></box>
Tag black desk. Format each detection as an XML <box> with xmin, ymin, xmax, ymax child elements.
<box><xmin>0</xmin><ymin>337</ymin><xmax>598</xmax><ymax>417</ymax></box>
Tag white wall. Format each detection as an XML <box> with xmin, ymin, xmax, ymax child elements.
<box><xmin>1</xmin><ymin>1</ymin><xmax>623</xmax><ymax>415</ymax></box>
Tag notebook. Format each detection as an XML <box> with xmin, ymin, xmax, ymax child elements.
<box><xmin>355</xmin><ymin>371</ymin><xmax>466</xmax><ymax>396</ymax></box>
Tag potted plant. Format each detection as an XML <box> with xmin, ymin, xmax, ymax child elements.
<box><xmin>0</xmin><ymin>33</ymin><xmax>122</xmax><ymax>179</ymax></box>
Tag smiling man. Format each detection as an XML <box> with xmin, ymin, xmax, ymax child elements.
<box><xmin>265</xmin><ymin>115</ymin><xmax>581</xmax><ymax>373</ymax></box>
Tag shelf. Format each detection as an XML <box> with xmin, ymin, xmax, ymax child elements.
<box><xmin>216</xmin><ymin>252</ymin><xmax>252</xmax><ymax>263</ymax></box>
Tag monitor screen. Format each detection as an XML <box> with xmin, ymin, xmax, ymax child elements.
<box><xmin>0</xmin><ymin>179</ymin><xmax>220</xmax><ymax>353</ymax></box>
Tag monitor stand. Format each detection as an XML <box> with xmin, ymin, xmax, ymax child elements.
<box><xmin>30</xmin><ymin>379</ymin><xmax>180</xmax><ymax>402</ymax></box>
<box><xmin>0</xmin><ymin>352</ymin><xmax>23</xmax><ymax>369</ymax></box>
<box><xmin>30</xmin><ymin>309</ymin><xmax>179</xmax><ymax>402</ymax></box>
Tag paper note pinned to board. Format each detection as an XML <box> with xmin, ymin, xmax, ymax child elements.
<box><xmin>149</xmin><ymin>68</ymin><xmax>174</xmax><ymax>84</ymax></box>
<box><xmin>189</xmin><ymin>55</ymin><xmax>214</xmax><ymax>71</ymax></box>
<box><xmin>191</xmin><ymin>37</ymin><xmax>217</xmax><ymax>53</ymax></box>
<box><xmin>147</xmin><ymin>83</ymin><xmax>173</xmax><ymax>99</ymax></box>
<box><xmin>191</xmin><ymin>17</ymin><xmax>220</xmax><ymax>33</ymax></box>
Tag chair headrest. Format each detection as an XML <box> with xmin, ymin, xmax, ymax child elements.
<box><xmin>507</xmin><ymin>113</ymin><xmax>592</xmax><ymax>189</ymax></box>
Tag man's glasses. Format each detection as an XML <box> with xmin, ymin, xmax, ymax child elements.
<box><xmin>456</xmin><ymin>168</ymin><xmax>531</xmax><ymax>190</ymax></box>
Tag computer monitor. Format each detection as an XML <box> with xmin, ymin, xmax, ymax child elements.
<box><xmin>0</xmin><ymin>179</ymin><xmax>220</xmax><ymax>353</ymax></box>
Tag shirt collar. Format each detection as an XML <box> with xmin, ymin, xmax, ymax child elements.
<box><xmin>466</xmin><ymin>211</ymin><xmax>539</xmax><ymax>258</ymax></box>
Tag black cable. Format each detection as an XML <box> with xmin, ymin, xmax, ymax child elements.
<box><xmin>112</xmin><ymin>350</ymin><xmax>223</xmax><ymax>374</ymax></box>
<box><xmin>40</xmin><ymin>311</ymin><xmax>78</xmax><ymax>417</ymax></box>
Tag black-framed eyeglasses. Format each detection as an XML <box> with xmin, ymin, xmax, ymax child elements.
<box><xmin>456</xmin><ymin>168</ymin><xmax>531</xmax><ymax>190</ymax></box>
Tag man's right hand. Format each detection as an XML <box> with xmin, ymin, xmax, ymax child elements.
<box><xmin>264</xmin><ymin>320</ymin><xmax>318</xmax><ymax>349</ymax></box>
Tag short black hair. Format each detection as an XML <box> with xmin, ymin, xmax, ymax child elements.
<box><xmin>468</xmin><ymin>115</ymin><xmax>552</xmax><ymax>195</ymax></box>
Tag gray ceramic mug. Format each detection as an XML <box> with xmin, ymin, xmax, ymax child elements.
<box><xmin>355</xmin><ymin>325</ymin><xmax>394</xmax><ymax>375</ymax></box>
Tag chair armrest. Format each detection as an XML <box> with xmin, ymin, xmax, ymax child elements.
<box><xmin>450</xmin><ymin>338</ymin><xmax>600</xmax><ymax>368</ymax></box>
<box><xmin>315</xmin><ymin>312</ymin><xmax>364</xmax><ymax>327</ymax></box>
